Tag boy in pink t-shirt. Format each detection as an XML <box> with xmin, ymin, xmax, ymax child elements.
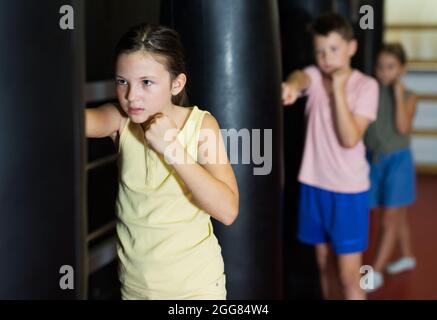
<box><xmin>282</xmin><ymin>13</ymin><xmax>378</xmax><ymax>299</ymax></box>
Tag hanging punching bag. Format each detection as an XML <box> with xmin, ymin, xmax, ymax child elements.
<box><xmin>349</xmin><ymin>0</ymin><xmax>384</xmax><ymax>75</ymax></box>
<box><xmin>161</xmin><ymin>0</ymin><xmax>284</xmax><ymax>299</ymax></box>
<box><xmin>0</xmin><ymin>0</ymin><xmax>86</xmax><ymax>299</ymax></box>
<box><xmin>278</xmin><ymin>0</ymin><xmax>333</xmax><ymax>300</ymax></box>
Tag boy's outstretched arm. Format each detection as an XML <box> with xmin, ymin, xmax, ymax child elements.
<box><xmin>281</xmin><ymin>70</ymin><xmax>311</xmax><ymax>105</ymax></box>
<box><xmin>85</xmin><ymin>103</ymin><xmax>123</xmax><ymax>139</ymax></box>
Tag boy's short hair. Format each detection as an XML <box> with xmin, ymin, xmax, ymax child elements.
<box><xmin>309</xmin><ymin>12</ymin><xmax>354</xmax><ymax>41</ymax></box>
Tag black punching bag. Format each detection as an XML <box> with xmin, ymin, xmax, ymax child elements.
<box><xmin>349</xmin><ymin>0</ymin><xmax>384</xmax><ymax>75</ymax></box>
<box><xmin>279</xmin><ymin>0</ymin><xmax>331</xmax><ymax>300</ymax></box>
<box><xmin>161</xmin><ymin>0</ymin><xmax>284</xmax><ymax>299</ymax></box>
<box><xmin>0</xmin><ymin>1</ymin><xmax>86</xmax><ymax>298</ymax></box>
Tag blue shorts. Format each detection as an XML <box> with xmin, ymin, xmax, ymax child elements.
<box><xmin>367</xmin><ymin>148</ymin><xmax>416</xmax><ymax>208</ymax></box>
<box><xmin>297</xmin><ymin>183</ymin><xmax>369</xmax><ymax>254</ymax></box>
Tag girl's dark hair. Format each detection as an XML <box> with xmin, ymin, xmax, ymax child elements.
<box><xmin>114</xmin><ymin>23</ymin><xmax>188</xmax><ymax>106</ymax></box>
<box><xmin>379</xmin><ymin>43</ymin><xmax>407</xmax><ymax>65</ymax></box>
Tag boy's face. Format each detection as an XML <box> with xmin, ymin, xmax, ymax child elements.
<box><xmin>375</xmin><ymin>52</ymin><xmax>405</xmax><ymax>86</ymax></box>
<box><xmin>313</xmin><ymin>32</ymin><xmax>357</xmax><ymax>75</ymax></box>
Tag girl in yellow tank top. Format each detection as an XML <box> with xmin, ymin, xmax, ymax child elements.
<box><xmin>85</xmin><ymin>23</ymin><xmax>239</xmax><ymax>299</ymax></box>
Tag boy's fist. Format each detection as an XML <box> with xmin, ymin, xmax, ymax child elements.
<box><xmin>281</xmin><ymin>82</ymin><xmax>300</xmax><ymax>105</ymax></box>
<box><xmin>332</xmin><ymin>68</ymin><xmax>352</xmax><ymax>92</ymax></box>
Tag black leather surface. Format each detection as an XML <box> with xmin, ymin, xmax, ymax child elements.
<box><xmin>162</xmin><ymin>0</ymin><xmax>284</xmax><ymax>299</ymax></box>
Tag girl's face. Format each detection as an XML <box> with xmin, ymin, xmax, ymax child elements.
<box><xmin>313</xmin><ymin>32</ymin><xmax>357</xmax><ymax>75</ymax></box>
<box><xmin>375</xmin><ymin>52</ymin><xmax>405</xmax><ymax>86</ymax></box>
<box><xmin>115</xmin><ymin>51</ymin><xmax>175</xmax><ymax>123</ymax></box>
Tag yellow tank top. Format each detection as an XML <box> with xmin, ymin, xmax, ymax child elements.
<box><xmin>115</xmin><ymin>106</ymin><xmax>225</xmax><ymax>299</ymax></box>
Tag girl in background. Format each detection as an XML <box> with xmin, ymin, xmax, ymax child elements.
<box><xmin>365</xmin><ymin>43</ymin><xmax>418</xmax><ymax>291</ymax></box>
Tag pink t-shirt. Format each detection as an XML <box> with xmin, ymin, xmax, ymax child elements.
<box><xmin>298</xmin><ymin>65</ymin><xmax>379</xmax><ymax>193</ymax></box>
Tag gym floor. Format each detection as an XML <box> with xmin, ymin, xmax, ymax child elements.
<box><xmin>323</xmin><ymin>174</ymin><xmax>437</xmax><ymax>299</ymax></box>
<box><xmin>366</xmin><ymin>174</ymin><xmax>437</xmax><ymax>300</ymax></box>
